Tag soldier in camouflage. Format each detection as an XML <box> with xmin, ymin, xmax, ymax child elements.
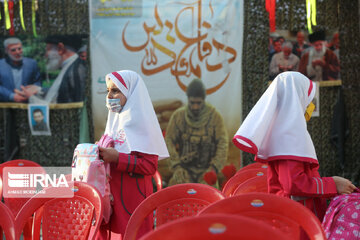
<box><xmin>166</xmin><ymin>78</ymin><xmax>228</xmax><ymax>188</ymax></box>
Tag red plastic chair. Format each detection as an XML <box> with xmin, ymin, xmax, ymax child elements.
<box><xmin>237</xmin><ymin>162</ymin><xmax>268</xmax><ymax>173</ymax></box>
<box><xmin>232</xmin><ymin>174</ymin><xmax>268</xmax><ymax>195</ymax></box>
<box><xmin>198</xmin><ymin>193</ymin><xmax>326</xmax><ymax>240</ymax></box>
<box><xmin>0</xmin><ymin>178</ymin><xmax>3</xmax><ymax>240</ymax></box>
<box><xmin>139</xmin><ymin>213</ymin><xmax>287</xmax><ymax>240</ymax></box>
<box><xmin>123</xmin><ymin>183</ymin><xmax>225</xmax><ymax>240</ymax></box>
<box><xmin>0</xmin><ymin>159</ymin><xmax>46</xmax><ymax>215</ymax></box>
<box><xmin>0</xmin><ymin>159</ymin><xmax>46</xmax><ymax>240</ymax></box>
<box><xmin>222</xmin><ymin>169</ymin><xmax>267</xmax><ymax>197</ymax></box>
<box><xmin>0</xmin><ymin>177</ymin><xmax>2</xmax><ymax>200</ymax></box>
<box><xmin>15</xmin><ymin>181</ymin><xmax>103</xmax><ymax>240</ymax></box>
<box><xmin>0</xmin><ymin>202</ymin><xmax>15</xmax><ymax>240</ymax></box>
<box><xmin>153</xmin><ymin>170</ymin><xmax>162</xmax><ymax>191</ymax></box>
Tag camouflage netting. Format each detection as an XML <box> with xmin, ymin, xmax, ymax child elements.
<box><xmin>0</xmin><ymin>0</ymin><xmax>92</xmax><ymax>166</ymax></box>
<box><xmin>242</xmin><ymin>0</ymin><xmax>360</xmax><ymax>185</ymax></box>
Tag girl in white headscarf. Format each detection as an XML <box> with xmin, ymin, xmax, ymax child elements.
<box><xmin>97</xmin><ymin>70</ymin><xmax>169</xmax><ymax>239</ymax></box>
<box><xmin>233</xmin><ymin>71</ymin><xmax>355</xmax><ymax>222</ymax></box>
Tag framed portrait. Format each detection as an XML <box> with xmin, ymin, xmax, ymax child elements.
<box><xmin>0</xmin><ymin>34</ymin><xmax>88</xmax><ymax>104</ymax></box>
<box><xmin>28</xmin><ymin>104</ymin><xmax>51</xmax><ymax>135</ymax></box>
<box><xmin>269</xmin><ymin>29</ymin><xmax>340</xmax><ymax>82</ymax></box>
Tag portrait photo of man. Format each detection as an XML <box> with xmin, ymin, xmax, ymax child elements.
<box><xmin>28</xmin><ymin>104</ymin><xmax>51</xmax><ymax>135</ymax></box>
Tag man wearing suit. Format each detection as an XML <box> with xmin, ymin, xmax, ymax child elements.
<box><xmin>0</xmin><ymin>37</ymin><xmax>41</xmax><ymax>102</ymax></box>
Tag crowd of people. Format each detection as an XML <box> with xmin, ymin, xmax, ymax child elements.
<box><xmin>269</xmin><ymin>30</ymin><xmax>340</xmax><ymax>81</ymax></box>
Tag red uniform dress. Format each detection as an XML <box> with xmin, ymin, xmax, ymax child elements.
<box><xmin>233</xmin><ymin>72</ymin><xmax>336</xmax><ymax>224</ymax></box>
<box><xmin>97</xmin><ymin>151</ymin><xmax>157</xmax><ymax>239</ymax></box>
<box><xmin>100</xmin><ymin>70</ymin><xmax>169</xmax><ymax>239</ymax></box>
<box><xmin>267</xmin><ymin>160</ymin><xmax>337</xmax><ymax>221</ymax></box>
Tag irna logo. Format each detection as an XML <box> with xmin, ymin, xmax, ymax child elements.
<box><xmin>3</xmin><ymin>166</ymin><xmax>74</xmax><ymax>198</ymax></box>
<box><xmin>7</xmin><ymin>172</ymin><xmax>69</xmax><ymax>188</ymax></box>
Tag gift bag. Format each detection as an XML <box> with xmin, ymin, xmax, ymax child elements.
<box><xmin>71</xmin><ymin>141</ymin><xmax>113</xmax><ymax>224</ymax></box>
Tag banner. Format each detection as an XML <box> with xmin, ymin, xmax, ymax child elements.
<box><xmin>90</xmin><ymin>0</ymin><xmax>244</xmax><ymax>140</ymax></box>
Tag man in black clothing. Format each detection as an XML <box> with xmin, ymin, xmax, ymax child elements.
<box><xmin>24</xmin><ymin>35</ymin><xmax>87</xmax><ymax>103</ymax></box>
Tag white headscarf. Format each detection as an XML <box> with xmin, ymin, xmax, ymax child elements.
<box><xmin>233</xmin><ymin>71</ymin><xmax>318</xmax><ymax>164</ymax></box>
<box><xmin>104</xmin><ymin>70</ymin><xmax>169</xmax><ymax>160</ymax></box>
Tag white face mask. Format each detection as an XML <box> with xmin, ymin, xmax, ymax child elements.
<box><xmin>106</xmin><ymin>98</ymin><xmax>124</xmax><ymax>113</ymax></box>
<box><xmin>46</xmin><ymin>49</ymin><xmax>62</xmax><ymax>71</ymax></box>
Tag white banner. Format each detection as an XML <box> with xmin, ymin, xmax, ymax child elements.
<box><xmin>90</xmin><ymin>0</ymin><xmax>243</xmax><ymax>140</ymax></box>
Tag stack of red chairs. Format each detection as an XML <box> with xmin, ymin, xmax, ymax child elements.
<box><xmin>222</xmin><ymin>168</ymin><xmax>267</xmax><ymax>197</ymax></box>
<box><xmin>0</xmin><ymin>159</ymin><xmax>46</xmax><ymax>240</ymax></box>
<box><xmin>0</xmin><ymin>159</ymin><xmax>104</xmax><ymax>240</ymax></box>
<box><xmin>198</xmin><ymin>193</ymin><xmax>326</xmax><ymax>240</ymax></box>
<box><xmin>123</xmin><ymin>183</ymin><xmax>225</xmax><ymax>240</ymax></box>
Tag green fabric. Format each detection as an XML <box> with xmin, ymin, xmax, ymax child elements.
<box><xmin>79</xmin><ymin>103</ymin><xmax>90</xmax><ymax>143</ymax></box>
<box><xmin>4</xmin><ymin>0</ymin><xmax>11</xmax><ymax>30</ymax></box>
<box><xmin>32</xmin><ymin>0</ymin><xmax>38</xmax><ymax>37</ymax></box>
<box><xmin>19</xmin><ymin>0</ymin><xmax>26</xmax><ymax>30</ymax></box>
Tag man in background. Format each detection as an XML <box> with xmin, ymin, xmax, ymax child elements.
<box><xmin>298</xmin><ymin>30</ymin><xmax>340</xmax><ymax>81</ymax></box>
<box><xmin>269</xmin><ymin>41</ymin><xmax>300</xmax><ymax>80</ymax></box>
<box><xmin>0</xmin><ymin>37</ymin><xmax>41</xmax><ymax>102</ymax></box>
<box><xmin>292</xmin><ymin>30</ymin><xmax>310</xmax><ymax>58</ymax></box>
<box><xmin>165</xmin><ymin>78</ymin><xmax>228</xmax><ymax>188</ymax></box>
<box><xmin>78</xmin><ymin>45</ymin><xmax>87</xmax><ymax>61</ymax></box>
<box><xmin>269</xmin><ymin>37</ymin><xmax>283</xmax><ymax>62</ymax></box>
<box><xmin>25</xmin><ymin>35</ymin><xmax>87</xmax><ymax>103</ymax></box>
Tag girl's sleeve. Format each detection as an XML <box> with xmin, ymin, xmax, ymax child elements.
<box><xmin>277</xmin><ymin>160</ymin><xmax>337</xmax><ymax>198</ymax></box>
<box><xmin>116</xmin><ymin>151</ymin><xmax>158</xmax><ymax>176</ymax></box>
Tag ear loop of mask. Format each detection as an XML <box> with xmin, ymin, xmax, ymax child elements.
<box><xmin>305</xmin><ymin>102</ymin><xmax>315</xmax><ymax>122</ymax></box>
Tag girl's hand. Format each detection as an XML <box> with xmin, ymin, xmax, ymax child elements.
<box><xmin>99</xmin><ymin>146</ymin><xmax>119</xmax><ymax>163</ymax></box>
<box><xmin>332</xmin><ymin>176</ymin><xmax>357</xmax><ymax>194</ymax></box>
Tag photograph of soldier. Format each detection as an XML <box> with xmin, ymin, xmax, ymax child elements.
<box><xmin>165</xmin><ymin>78</ymin><xmax>228</xmax><ymax>188</ymax></box>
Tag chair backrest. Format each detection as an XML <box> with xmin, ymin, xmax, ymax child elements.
<box><xmin>237</xmin><ymin>162</ymin><xmax>268</xmax><ymax>173</ymax></box>
<box><xmin>0</xmin><ymin>202</ymin><xmax>15</xmax><ymax>240</ymax></box>
<box><xmin>222</xmin><ymin>169</ymin><xmax>267</xmax><ymax>197</ymax></box>
<box><xmin>153</xmin><ymin>170</ymin><xmax>162</xmax><ymax>191</ymax></box>
<box><xmin>123</xmin><ymin>183</ymin><xmax>225</xmax><ymax>240</ymax></box>
<box><xmin>198</xmin><ymin>193</ymin><xmax>326</xmax><ymax>240</ymax></box>
<box><xmin>15</xmin><ymin>181</ymin><xmax>103</xmax><ymax>240</ymax></box>
<box><xmin>0</xmin><ymin>159</ymin><xmax>46</xmax><ymax>215</ymax></box>
<box><xmin>232</xmin><ymin>174</ymin><xmax>268</xmax><ymax>195</ymax></box>
<box><xmin>0</xmin><ymin>177</ymin><xmax>2</xmax><ymax>200</ymax></box>
<box><xmin>139</xmin><ymin>213</ymin><xmax>288</xmax><ymax>240</ymax></box>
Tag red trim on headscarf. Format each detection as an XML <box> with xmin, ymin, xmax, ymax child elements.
<box><xmin>308</xmin><ymin>79</ymin><xmax>313</xmax><ymax>96</ymax></box>
<box><xmin>112</xmin><ymin>72</ymin><xmax>128</xmax><ymax>89</ymax></box>
<box><xmin>232</xmin><ymin>135</ymin><xmax>258</xmax><ymax>155</ymax></box>
<box><xmin>256</xmin><ymin>154</ymin><xmax>318</xmax><ymax>165</ymax></box>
